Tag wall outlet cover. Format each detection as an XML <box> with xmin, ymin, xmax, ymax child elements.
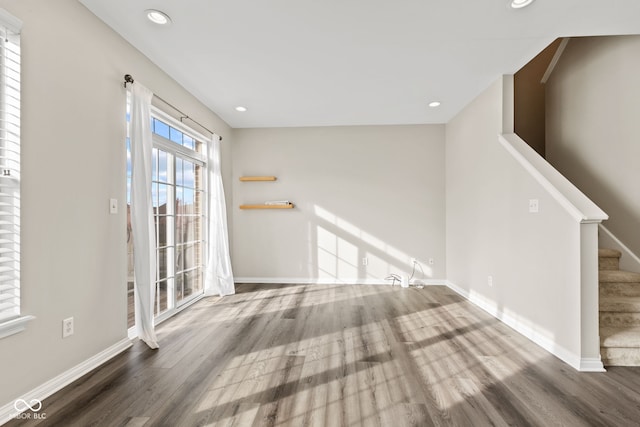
<box><xmin>62</xmin><ymin>317</ymin><xmax>74</xmax><ymax>338</ymax></box>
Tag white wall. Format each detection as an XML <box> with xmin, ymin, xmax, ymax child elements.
<box><xmin>0</xmin><ymin>0</ymin><xmax>231</xmax><ymax>408</ymax></box>
<box><xmin>446</xmin><ymin>77</ymin><xmax>586</xmax><ymax>367</ymax></box>
<box><xmin>231</xmin><ymin>125</ymin><xmax>446</xmax><ymax>284</ymax></box>
<box><xmin>546</xmin><ymin>35</ymin><xmax>640</xmax><ymax>258</ymax></box>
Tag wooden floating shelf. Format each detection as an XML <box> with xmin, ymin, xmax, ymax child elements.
<box><xmin>239</xmin><ymin>176</ymin><xmax>277</xmax><ymax>182</ymax></box>
<box><xmin>240</xmin><ymin>204</ymin><xmax>294</xmax><ymax>210</ymax></box>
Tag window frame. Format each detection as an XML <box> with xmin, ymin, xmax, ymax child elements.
<box><xmin>0</xmin><ymin>8</ymin><xmax>33</xmax><ymax>340</ymax></box>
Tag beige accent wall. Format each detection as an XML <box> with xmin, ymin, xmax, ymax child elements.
<box><xmin>231</xmin><ymin>125</ymin><xmax>446</xmax><ymax>283</ymax></box>
<box><xmin>0</xmin><ymin>0</ymin><xmax>231</xmax><ymax>407</ymax></box>
<box><xmin>446</xmin><ymin>77</ymin><xmax>585</xmax><ymax>367</ymax></box>
<box><xmin>546</xmin><ymin>35</ymin><xmax>640</xmax><ymax>257</ymax></box>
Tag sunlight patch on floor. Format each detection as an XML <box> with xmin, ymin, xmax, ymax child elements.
<box><xmin>189</xmin><ymin>301</ymin><xmax>550</xmax><ymax>421</ymax></box>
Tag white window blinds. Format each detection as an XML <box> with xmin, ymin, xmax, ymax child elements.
<box><xmin>0</xmin><ymin>10</ymin><xmax>22</xmax><ymax>326</ymax></box>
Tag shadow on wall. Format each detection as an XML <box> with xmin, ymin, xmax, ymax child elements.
<box><xmin>308</xmin><ymin>205</ymin><xmax>433</xmax><ymax>283</ymax></box>
<box><xmin>514</xmin><ymin>38</ymin><xmax>564</xmax><ymax>158</ymax></box>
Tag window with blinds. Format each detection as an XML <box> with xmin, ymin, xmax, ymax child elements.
<box><xmin>0</xmin><ymin>9</ymin><xmax>30</xmax><ymax>339</ymax></box>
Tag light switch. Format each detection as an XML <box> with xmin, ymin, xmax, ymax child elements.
<box><xmin>110</xmin><ymin>198</ymin><xmax>118</xmax><ymax>214</ymax></box>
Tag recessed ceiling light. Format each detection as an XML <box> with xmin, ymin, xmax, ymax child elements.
<box><xmin>428</xmin><ymin>101</ymin><xmax>441</xmax><ymax>108</ymax></box>
<box><xmin>235</xmin><ymin>106</ymin><xmax>247</xmax><ymax>112</ymax></box>
<box><xmin>510</xmin><ymin>0</ymin><xmax>535</xmax><ymax>9</ymax></box>
<box><xmin>146</xmin><ymin>9</ymin><xmax>172</xmax><ymax>25</ymax></box>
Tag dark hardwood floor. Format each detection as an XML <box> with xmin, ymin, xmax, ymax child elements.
<box><xmin>7</xmin><ymin>283</ymin><xmax>640</xmax><ymax>426</ymax></box>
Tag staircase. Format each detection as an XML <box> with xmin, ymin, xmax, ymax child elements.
<box><xmin>599</xmin><ymin>248</ymin><xmax>640</xmax><ymax>366</ymax></box>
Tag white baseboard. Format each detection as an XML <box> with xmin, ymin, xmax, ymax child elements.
<box><xmin>234</xmin><ymin>277</ymin><xmax>448</xmax><ymax>286</ymax></box>
<box><xmin>416</xmin><ymin>279</ymin><xmax>449</xmax><ymax>286</ymax></box>
<box><xmin>599</xmin><ymin>224</ymin><xmax>640</xmax><ymax>273</ymax></box>
<box><xmin>0</xmin><ymin>337</ymin><xmax>132</xmax><ymax>424</ymax></box>
<box><xmin>234</xmin><ymin>277</ymin><xmax>387</xmax><ymax>285</ymax></box>
<box><xmin>445</xmin><ymin>281</ymin><xmax>603</xmax><ymax>372</ymax></box>
<box><xmin>579</xmin><ymin>357</ymin><xmax>606</xmax><ymax>372</ymax></box>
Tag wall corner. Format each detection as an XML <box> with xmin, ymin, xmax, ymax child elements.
<box><xmin>502</xmin><ymin>74</ymin><xmax>515</xmax><ymax>134</ymax></box>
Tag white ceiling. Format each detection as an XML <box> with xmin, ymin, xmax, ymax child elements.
<box><xmin>79</xmin><ymin>0</ymin><xmax>640</xmax><ymax>128</ymax></box>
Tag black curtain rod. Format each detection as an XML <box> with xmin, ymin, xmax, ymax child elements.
<box><xmin>124</xmin><ymin>74</ymin><xmax>222</xmax><ymax>141</ymax></box>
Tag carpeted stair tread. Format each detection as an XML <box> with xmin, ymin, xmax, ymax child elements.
<box><xmin>599</xmin><ymin>249</ymin><xmax>622</xmax><ymax>270</ymax></box>
<box><xmin>600</xmin><ymin>296</ymin><xmax>640</xmax><ymax>312</ymax></box>
<box><xmin>599</xmin><ymin>270</ymin><xmax>640</xmax><ymax>283</ymax></box>
<box><xmin>601</xmin><ymin>327</ymin><xmax>640</xmax><ymax>347</ymax></box>
<box><xmin>600</xmin><ymin>281</ymin><xmax>640</xmax><ymax>297</ymax></box>
<box><xmin>600</xmin><ymin>311</ymin><xmax>640</xmax><ymax>327</ymax></box>
<box><xmin>600</xmin><ymin>347</ymin><xmax>640</xmax><ymax>366</ymax></box>
<box><xmin>598</xmin><ymin>249</ymin><xmax>640</xmax><ymax>366</ymax></box>
<box><xmin>599</xmin><ymin>248</ymin><xmax>622</xmax><ymax>258</ymax></box>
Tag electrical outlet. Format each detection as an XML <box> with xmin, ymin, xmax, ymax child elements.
<box><xmin>487</xmin><ymin>276</ymin><xmax>493</xmax><ymax>287</ymax></box>
<box><xmin>62</xmin><ymin>317</ymin><xmax>74</xmax><ymax>338</ymax></box>
<box><xmin>529</xmin><ymin>199</ymin><xmax>539</xmax><ymax>213</ymax></box>
<box><xmin>362</xmin><ymin>257</ymin><xmax>368</xmax><ymax>266</ymax></box>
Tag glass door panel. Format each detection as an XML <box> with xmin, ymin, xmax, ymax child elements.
<box><xmin>127</xmin><ymin>115</ymin><xmax>206</xmax><ymax>329</ymax></box>
<box><xmin>175</xmin><ymin>157</ymin><xmax>204</xmax><ymax>306</ymax></box>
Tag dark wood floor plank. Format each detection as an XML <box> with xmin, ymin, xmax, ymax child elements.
<box><xmin>7</xmin><ymin>283</ymin><xmax>640</xmax><ymax>427</ymax></box>
<box><xmin>287</xmin><ymin>300</ymin><xmax>334</xmax><ymax>427</ymax></box>
<box><xmin>145</xmin><ymin>299</ymin><xmax>288</xmax><ymax>425</ymax></box>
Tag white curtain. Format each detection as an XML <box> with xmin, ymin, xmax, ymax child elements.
<box><xmin>204</xmin><ymin>134</ymin><xmax>235</xmax><ymax>296</ymax></box>
<box><xmin>130</xmin><ymin>83</ymin><xmax>159</xmax><ymax>349</ymax></box>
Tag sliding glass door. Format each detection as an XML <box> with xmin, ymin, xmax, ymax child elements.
<box><xmin>127</xmin><ymin>112</ymin><xmax>206</xmax><ymax>327</ymax></box>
